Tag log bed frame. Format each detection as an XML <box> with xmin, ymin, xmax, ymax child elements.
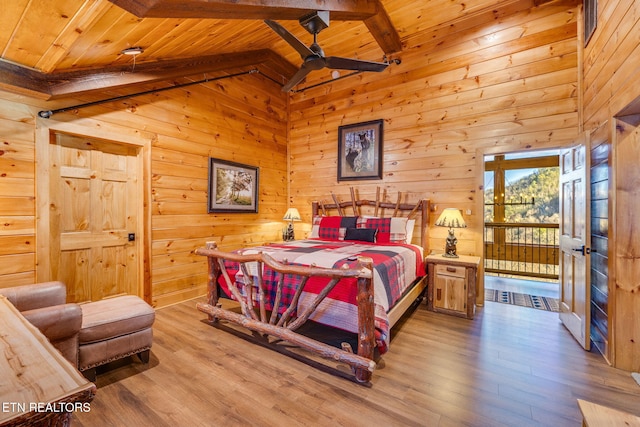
<box><xmin>196</xmin><ymin>190</ymin><xmax>430</xmax><ymax>384</ymax></box>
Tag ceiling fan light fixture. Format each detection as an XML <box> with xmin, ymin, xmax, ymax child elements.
<box><xmin>121</xmin><ymin>46</ymin><xmax>144</xmax><ymax>56</ymax></box>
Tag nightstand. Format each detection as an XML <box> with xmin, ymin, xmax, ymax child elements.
<box><xmin>426</xmin><ymin>253</ymin><xmax>481</xmax><ymax>319</ymax></box>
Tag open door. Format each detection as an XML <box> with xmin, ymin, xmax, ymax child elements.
<box><xmin>558</xmin><ymin>140</ymin><xmax>591</xmax><ymax>349</ymax></box>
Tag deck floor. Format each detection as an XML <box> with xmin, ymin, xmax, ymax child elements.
<box><xmin>485</xmin><ymin>274</ymin><xmax>559</xmax><ymax>298</ymax></box>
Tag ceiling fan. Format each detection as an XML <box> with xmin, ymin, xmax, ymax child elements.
<box><xmin>264</xmin><ymin>11</ymin><xmax>390</xmax><ymax>92</ymax></box>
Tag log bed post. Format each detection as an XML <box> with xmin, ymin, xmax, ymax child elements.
<box><xmin>420</xmin><ymin>199</ymin><xmax>429</xmax><ymax>252</ymax></box>
<box><xmin>355</xmin><ymin>256</ymin><xmax>375</xmax><ymax>383</ymax></box>
<box><xmin>205</xmin><ymin>241</ymin><xmax>221</xmax><ymax>322</ymax></box>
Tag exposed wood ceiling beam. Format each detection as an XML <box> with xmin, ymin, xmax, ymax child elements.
<box><xmin>364</xmin><ymin>7</ymin><xmax>402</xmax><ymax>56</ymax></box>
<box><xmin>108</xmin><ymin>0</ymin><xmax>403</xmax><ymax>54</ymax></box>
<box><xmin>0</xmin><ymin>61</ymin><xmax>50</xmax><ymax>99</ymax></box>
<box><xmin>0</xmin><ymin>50</ymin><xmax>297</xmax><ymax>100</ymax></box>
<box><xmin>46</xmin><ymin>50</ymin><xmax>296</xmax><ymax>99</ymax></box>
<box><xmin>108</xmin><ymin>0</ymin><xmax>379</xmax><ymax>20</ymax></box>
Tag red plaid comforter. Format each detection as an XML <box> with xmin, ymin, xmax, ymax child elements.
<box><xmin>218</xmin><ymin>239</ymin><xmax>425</xmax><ymax>354</ymax></box>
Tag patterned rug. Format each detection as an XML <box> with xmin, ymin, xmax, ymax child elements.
<box><xmin>485</xmin><ymin>289</ymin><xmax>559</xmax><ymax>312</ymax></box>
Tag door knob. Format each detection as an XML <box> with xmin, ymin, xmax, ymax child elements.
<box><xmin>572</xmin><ymin>245</ymin><xmax>595</xmax><ymax>255</ymax></box>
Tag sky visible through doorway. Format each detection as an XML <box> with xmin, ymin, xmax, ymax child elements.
<box><xmin>484</xmin><ymin>149</ymin><xmax>559</xmax><ymax>190</ymax></box>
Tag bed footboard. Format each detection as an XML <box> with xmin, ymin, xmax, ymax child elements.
<box><xmin>195</xmin><ymin>242</ymin><xmax>377</xmax><ymax>383</ymax></box>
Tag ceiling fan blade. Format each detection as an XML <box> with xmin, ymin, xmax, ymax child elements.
<box><xmin>282</xmin><ymin>65</ymin><xmax>313</xmax><ymax>92</ymax></box>
<box><xmin>264</xmin><ymin>19</ymin><xmax>314</xmax><ymax>59</ymax></box>
<box><xmin>325</xmin><ymin>56</ymin><xmax>389</xmax><ymax>72</ymax></box>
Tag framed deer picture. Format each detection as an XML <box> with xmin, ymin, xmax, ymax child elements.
<box><xmin>337</xmin><ymin>119</ymin><xmax>383</xmax><ymax>181</ymax></box>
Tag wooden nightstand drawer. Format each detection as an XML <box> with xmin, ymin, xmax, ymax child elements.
<box><xmin>435</xmin><ymin>264</ymin><xmax>466</xmax><ymax>278</ymax></box>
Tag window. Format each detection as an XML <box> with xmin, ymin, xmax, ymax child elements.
<box><xmin>584</xmin><ymin>0</ymin><xmax>597</xmax><ymax>46</ymax></box>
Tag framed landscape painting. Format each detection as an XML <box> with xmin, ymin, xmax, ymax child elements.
<box><xmin>337</xmin><ymin>119</ymin><xmax>383</xmax><ymax>181</ymax></box>
<box><xmin>208</xmin><ymin>158</ymin><xmax>259</xmax><ymax>213</ymax></box>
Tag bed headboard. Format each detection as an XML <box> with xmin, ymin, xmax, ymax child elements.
<box><xmin>311</xmin><ymin>187</ymin><xmax>430</xmax><ymax>253</ymax></box>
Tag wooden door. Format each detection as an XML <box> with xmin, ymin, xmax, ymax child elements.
<box><xmin>559</xmin><ymin>142</ymin><xmax>590</xmax><ymax>350</ymax></box>
<box><xmin>49</xmin><ymin>134</ymin><xmax>140</xmax><ymax>303</ymax></box>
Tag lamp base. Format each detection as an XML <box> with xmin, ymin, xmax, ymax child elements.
<box><xmin>443</xmin><ymin>228</ymin><xmax>458</xmax><ymax>258</ymax></box>
<box><xmin>283</xmin><ymin>222</ymin><xmax>295</xmax><ymax>242</ymax></box>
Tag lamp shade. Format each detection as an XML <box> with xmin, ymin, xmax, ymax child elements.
<box><xmin>283</xmin><ymin>208</ymin><xmax>301</xmax><ymax>221</ymax></box>
<box><xmin>435</xmin><ymin>208</ymin><xmax>466</xmax><ymax>229</ymax></box>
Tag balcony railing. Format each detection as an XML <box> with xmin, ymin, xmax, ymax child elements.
<box><xmin>484</xmin><ymin>222</ymin><xmax>559</xmax><ymax>280</ymax></box>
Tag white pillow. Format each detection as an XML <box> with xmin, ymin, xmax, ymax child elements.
<box><xmin>405</xmin><ymin>219</ymin><xmax>416</xmax><ymax>244</ymax></box>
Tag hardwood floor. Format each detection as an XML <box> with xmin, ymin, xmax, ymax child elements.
<box><xmin>73</xmin><ymin>297</ymin><xmax>640</xmax><ymax>426</ymax></box>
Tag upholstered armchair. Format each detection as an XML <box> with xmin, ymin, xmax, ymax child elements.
<box><xmin>0</xmin><ymin>281</ymin><xmax>82</xmax><ymax>367</ymax></box>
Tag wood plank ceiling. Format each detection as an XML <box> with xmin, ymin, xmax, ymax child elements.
<box><xmin>0</xmin><ymin>0</ymin><xmax>559</xmax><ymax>99</ymax></box>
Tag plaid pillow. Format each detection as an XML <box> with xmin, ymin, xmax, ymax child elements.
<box><xmin>357</xmin><ymin>217</ymin><xmax>408</xmax><ymax>243</ymax></box>
<box><xmin>309</xmin><ymin>216</ymin><xmax>358</xmax><ymax>241</ymax></box>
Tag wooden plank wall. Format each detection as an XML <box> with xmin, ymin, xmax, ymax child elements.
<box><xmin>582</xmin><ymin>0</ymin><xmax>640</xmax><ymax>127</ymax></box>
<box><xmin>288</xmin><ymin>1</ymin><xmax>580</xmax><ymax>259</ymax></box>
<box><xmin>0</xmin><ymin>99</ymin><xmax>37</xmax><ymax>286</ymax></box>
<box><xmin>581</xmin><ymin>0</ymin><xmax>640</xmax><ymax>371</ymax></box>
<box><xmin>0</xmin><ymin>71</ymin><xmax>288</xmax><ymax>308</ymax></box>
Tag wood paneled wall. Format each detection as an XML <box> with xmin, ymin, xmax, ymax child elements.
<box><xmin>288</xmin><ymin>1</ymin><xmax>579</xmax><ymax>259</ymax></box>
<box><xmin>0</xmin><ymin>98</ymin><xmax>37</xmax><ymax>286</ymax></box>
<box><xmin>0</xmin><ymin>1</ymin><xmax>588</xmax><ymax>314</ymax></box>
<box><xmin>581</xmin><ymin>0</ymin><xmax>640</xmax><ymax>371</ymax></box>
<box><xmin>0</xmin><ymin>71</ymin><xmax>288</xmax><ymax>307</ymax></box>
<box><xmin>582</xmin><ymin>0</ymin><xmax>640</xmax><ymax>127</ymax></box>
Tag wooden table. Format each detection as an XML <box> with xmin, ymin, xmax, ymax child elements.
<box><xmin>0</xmin><ymin>296</ymin><xmax>96</xmax><ymax>427</ymax></box>
<box><xmin>577</xmin><ymin>399</ymin><xmax>640</xmax><ymax>426</ymax></box>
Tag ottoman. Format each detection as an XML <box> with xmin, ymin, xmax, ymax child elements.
<box><xmin>79</xmin><ymin>295</ymin><xmax>155</xmax><ymax>381</ymax></box>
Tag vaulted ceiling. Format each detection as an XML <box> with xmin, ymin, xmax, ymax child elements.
<box><xmin>0</xmin><ymin>0</ymin><xmax>559</xmax><ymax>99</ymax></box>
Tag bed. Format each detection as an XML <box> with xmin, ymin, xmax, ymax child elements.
<box><xmin>196</xmin><ymin>191</ymin><xmax>430</xmax><ymax>383</ymax></box>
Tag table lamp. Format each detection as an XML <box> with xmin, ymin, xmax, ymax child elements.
<box><xmin>435</xmin><ymin>208</ymin><xmax>466</xmax><ymax>258</ymax></box>
<box><xmin>282</xmin><ymin>208</ymin><xmax>301</xmax><ymax>241</ymax></box>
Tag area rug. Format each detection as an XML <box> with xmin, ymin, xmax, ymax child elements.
<box><xmin>485</xmin><ymin>289</ymin><xmax>559</xmax><ymax>312</ymax></box>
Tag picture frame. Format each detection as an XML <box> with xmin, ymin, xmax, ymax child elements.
<box><xmin>208</xmin><ymin>158</ymin><xmax>259</xmax><ymax>213</ymax></box>
<box><xmin>337</xmin><ymin>119</ymin><xmax>383</xmax><ymax>181</ymax></box>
